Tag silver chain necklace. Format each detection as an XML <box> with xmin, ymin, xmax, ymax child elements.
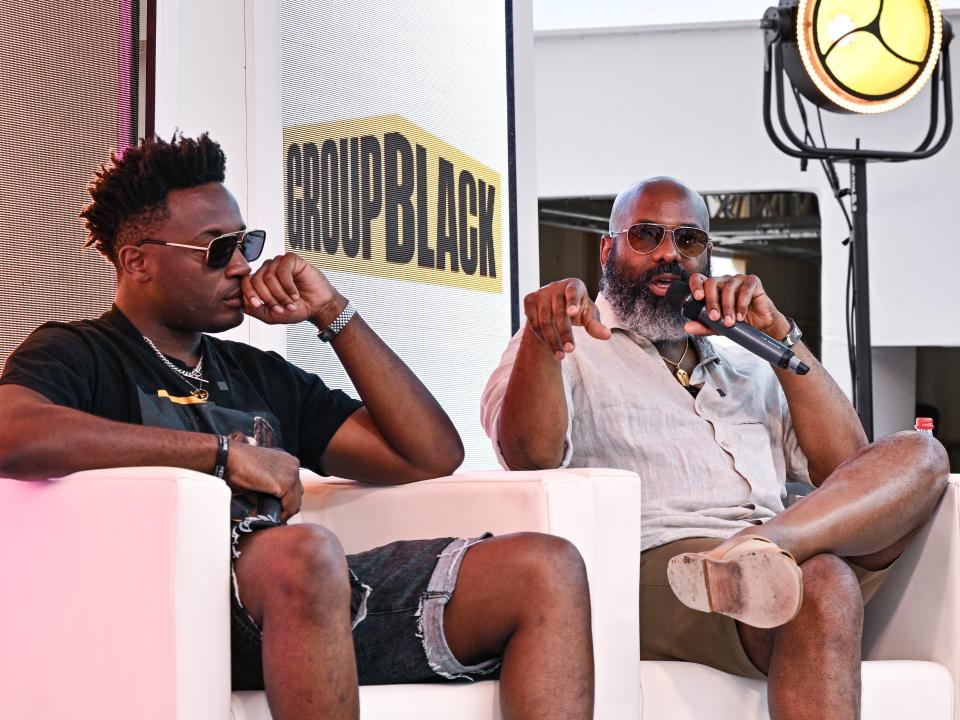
<box><xmin>142</xmin><ymin>334</ymin><xmax>210</xmax><ymax>400</ymax></box>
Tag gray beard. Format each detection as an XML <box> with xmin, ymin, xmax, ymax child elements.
<box><xmin>599</xmin><ymin>253</ymin><xmax>689</xmax><ymax>343</ymax></box>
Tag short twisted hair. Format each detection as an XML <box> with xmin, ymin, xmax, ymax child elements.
<box><xmin>80</xmin><ymin>133</ymin><xmax>226</xmax><ymax>265</ymax></box>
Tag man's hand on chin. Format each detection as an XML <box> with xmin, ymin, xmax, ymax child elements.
<box><xmin>241</xmin><ymin>252</ymin><xmax>346</xmax><ymax>327</ymax></box>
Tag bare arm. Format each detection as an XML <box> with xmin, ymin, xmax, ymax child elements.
<box><xmin>0</xmin><ymin>384</ymin><xmax>305</xmax><ymax>518</ymax></box>
<box><xmin>0</xmin><ymin>384</ymin><xmax>221</xmax><ymax>480</ymax></box>
<box><xmin>240</xmin><ymin>253</ymin><xmax>464</xmax><ymax>484</ymax></box>
<box><xmin>688</xmin><ymin>273</ymin><xmax>867</xmax><ymax>485</ymax></box>
<box><xmin>497</xmin><ymin>324</ymin><xmax>568</xmax><ymax>470</ymax></box>
<box><xmin>770</xmin><ymin>338</ymin><xmax>867</xmax><ymax>485</ymax></box>
<box><xmin>321</xmin><ymin>310</ymin><xmax>464</xmax><ymax>482</ymax></box>
<box><xmin>495</xmin><ymin>279</ymin><xmax>611</xmax><ymax>470</ymax></box>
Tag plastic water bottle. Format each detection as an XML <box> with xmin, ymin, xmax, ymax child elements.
<box><xmin>915</xmin><ymin>417</ymin><xmax>934</xmax><ymax>435</ymax></box>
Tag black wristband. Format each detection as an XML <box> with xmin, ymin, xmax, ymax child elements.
<box><xmin>213</xmin><ymin>435</ymin><xmax>229</xmax><ymax>479</ymax></box>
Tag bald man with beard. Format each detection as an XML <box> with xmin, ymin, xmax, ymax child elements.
<box><xmin>481</xmin><ymin>177</ymin><xmax>949</xmax><ymax>720</ymax></box>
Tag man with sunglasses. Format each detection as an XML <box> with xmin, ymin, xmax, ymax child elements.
<box><xmin>0</xmin><ymin>134</ymin><xmax>595</xmax><ymax>720</ymax></box>
<box><xmin>482</xmin><ymin>176</ymin><xmax>947</xmax><ymax>720</ymax></box>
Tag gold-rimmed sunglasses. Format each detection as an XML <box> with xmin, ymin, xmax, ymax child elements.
<box><xmin>607</xmin><ymin>222</ymin><xmax>711</xmax><ymax>259</ymax></box>
<box><xmin>136</xmin><ymin>229</ymin><xmax>266</xmax><ymax>269</ymax></box>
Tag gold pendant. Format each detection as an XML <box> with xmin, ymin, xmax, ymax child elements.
<box><xmin>675</xmin><ymin>368</ymin><xmax>690</xmax><ymax>387</ymax></box>
<box><xmin>192</xmin><ymin>389</ymin><xmax>210</xmax><ymax>401</ymax></box>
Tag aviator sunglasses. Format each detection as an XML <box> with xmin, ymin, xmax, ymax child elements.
<box><xmin>136</xmin><ymin>229</ymin><xmax>267</xmax><ymax>269</ymax></box>
<box><xmin>607</xmin><ymin>223</ymin><xmax>711</xmax><ymax>259</ymax></box>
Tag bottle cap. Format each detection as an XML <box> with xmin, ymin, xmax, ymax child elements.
<box><xmin>915</xmin><ymin>417</ymin><xmax>935</xmax><ymax>431</ymax></box>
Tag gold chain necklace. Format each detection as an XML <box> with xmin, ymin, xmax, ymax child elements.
<box><xmin>142</xmin><ymin>335</ymin><xmax>210</xmax><ymax>401</ymax></box>
<box><xmin>659</xmin><ymin>337</ymin><xmax>690</xmax><ymax>387</ymax></box>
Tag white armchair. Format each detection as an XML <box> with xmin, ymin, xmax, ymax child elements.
<box><xmin>0</xmin><ymin>467</ymin><xmax>642</xmax><ymax>720</ymax></box>
<box><xmin>4</xmin><ymin>468</ymin><xmax>955</xmax><ymax>720</ymax></box>
<box><xmin>638</xmin><ymin>476</ymin><xmax>960</xmax><ymax>720</ymax></box>
<box><xmin>0</xmin><ymin>467</ymin><xmax>232</xmax><ymax>720</ymax></box>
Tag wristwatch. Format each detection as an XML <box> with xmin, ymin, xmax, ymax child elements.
<box><xmin>317</xmin><ymin>301</ymin><xmax>357</xmax><ymax>342</ymax></box>
<box><xmin>780</xmin><ymin>317</ymin><xmax>803</xmax><ymax>348</ymax></box>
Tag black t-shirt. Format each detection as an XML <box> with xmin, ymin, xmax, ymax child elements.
<box><xmin>0</xmin><ymin>306</ymin><xmax>362</xmax><ymax>474</ymax></box>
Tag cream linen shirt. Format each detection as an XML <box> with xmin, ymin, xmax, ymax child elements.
<box><xmin>480</xmin><ymin>294</ymin><xmax>811</xmax><ymax>551</ymax></box>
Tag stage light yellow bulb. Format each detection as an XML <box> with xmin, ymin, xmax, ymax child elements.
<box><xmin>826</xmin><ymin>14</ymin><xmax>857</xmax><ymax>48</ymax></box>
<box><xmin>814</xmin><ymin>0</ymin><xmax>878</xmax><ymax>55</ymax></box>
<box><xmin>827</xmin><ymin>31</ymin><xmax>922</xmax><ymax>95</ymax></box>
<box><xmin>797</xmin><ymin>0</ymin><xmax>943</xmax><ymax>113</ymax></box>
<box><xmin>880</xmin><ymin>0</ymin><xmax>931</xmax><ymax>62</ymax></box>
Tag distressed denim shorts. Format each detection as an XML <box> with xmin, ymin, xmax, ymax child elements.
<box><xmin>229</xmin><ymin>504</ymin><xmax>500</xmax><ymax>689</ymax></box>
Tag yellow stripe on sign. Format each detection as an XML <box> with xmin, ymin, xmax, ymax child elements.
<box><xmin>284</xmin><ymin>114</ymin><xmax>503</xmax><ymax>294</ymax></box>
<box><xmin>157</xmin><ymin>389</ymin><xmax>207</xmax><ymax>405</ymax></box>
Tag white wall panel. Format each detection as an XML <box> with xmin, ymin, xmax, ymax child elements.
<box><xmin>154</xmin><ymin>0</ymin><xmax>252</xmax><ymax>346</ymax></box>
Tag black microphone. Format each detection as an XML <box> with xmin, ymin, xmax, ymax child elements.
<box><xmin>665</xmin><ymin>280</ymin><xmax>809</xmax><ymax>375</ymax></box>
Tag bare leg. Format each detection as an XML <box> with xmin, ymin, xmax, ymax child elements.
<box><xmin>442</xmin><ymin>533</ymin><xmax>594</xmax><ymax>720</ymax></box>
<box><xmin>704</xmin><ymin>432</ymin><xmax>947</xmax><ymax>720</ymax></box>
<box><xmin>713</xmin><ymin>432</ymin><xmax>948</xmax><ymax>569</ymax></box>
<box><xmin>234</xmin><ymin>524</ymin><xmax>359</xmax><ymax>720</ymax></box>
<box><xmin>739</xmin><ymin>554</ymin><xmax>864</xmax><ymax>720</ymax></box>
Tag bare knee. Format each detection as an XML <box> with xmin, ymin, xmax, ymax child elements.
<box><xmin>498</xmin><ymin>532</ymin><xmax>590</xmax><ymax>604</ymax></box>
<box><xmin>888</xmin><ymin>431</ymin><xmax>950</xmax><ymax>492</ymax></box>
<box><xmin>799</xmin><ymin>554</ymin><xmax>862</xmax><ymax>632</ymax></box>
<box><xmin>744</xmin><ymin>556</ymin><xmax>863</xmax><ymax>672</ymax></box>
<box><xmin>266</xmin><ymin>524</ymin><xmax>350</xmax><ymax>609</ymax></box>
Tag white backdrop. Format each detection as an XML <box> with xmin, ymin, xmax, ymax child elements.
<box><xmin>533</xmin><ymin>0</ymin><xmax>960</xmax><ymax>33</ymax></box>
<box><xmin>279</xmin><ymin>1</ymin><xmax>515</xmax><ymax>470</ymax></box>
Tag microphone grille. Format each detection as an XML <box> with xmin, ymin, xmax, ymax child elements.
<box><xmin>665</xmin><ymin>280</ymin><xmax>692</xmax><ymax>310</ymax></box>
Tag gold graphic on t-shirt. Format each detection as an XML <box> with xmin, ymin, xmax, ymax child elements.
<box><xmin>157</xmin><ymin>389</ymin><xmax>208</xmax><ymax>405</ymax></box>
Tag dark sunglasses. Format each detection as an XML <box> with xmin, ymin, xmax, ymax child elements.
<box><xmin>136</xmin><ymin>229</ymin><xmax>266</xmax><ymax>269</ymax></box>
<box><xmin>608</xmin><ymin>223</ymin><xmax>711</xmax><ymax>259</ymax></box>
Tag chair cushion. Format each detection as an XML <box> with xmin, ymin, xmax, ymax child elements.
<box><xmin>641</xmin><ymin>660</ymin><xmax>953</xmax><ymax>720</ymax></box>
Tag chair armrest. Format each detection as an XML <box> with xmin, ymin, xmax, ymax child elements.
<box><xmin>297</xmin><ymin>467</ymin><xmax>642</xmax><ymax>720</ymax></box>
<box><xmin>863</xmin><ymin>476</ymin><xmax>959</xmax><ymax>675</ymax></box>
<box><xmin>0</xmin><ymin>468</ymin><xmax>232</xmax><ymax>720</ymax></box>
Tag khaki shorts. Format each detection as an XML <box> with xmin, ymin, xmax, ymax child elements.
<box><xmin>640</xmin><ymin>537</ymin><xmax>891</xmax><ymax>679</ymax></box>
